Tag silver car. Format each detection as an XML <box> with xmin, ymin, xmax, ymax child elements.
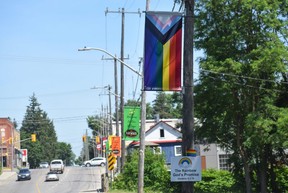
<box><xmin>39</xmin><ymin>162</ymin><xmax>49</xmax><ymax>168</ymax></box>
<box><xmin>45</xmin><ymin>171</ymin><xmax>59</xmax><ymax>181</ymax></box>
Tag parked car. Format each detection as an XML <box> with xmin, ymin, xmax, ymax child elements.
<box><xmin>84</xmin><ymin>157</ymin><xmax>106</xmax><ymax>167</ymax></box>
<box><xmin>17</xmin><ymin>168</ymin><xmax>31</xmax><ymax>181</ymax></box>
<box><xmin>45</xmin><ymin>171</ymin><xmax>59</xmax><ymax>181</ymax></box>
<box><xmin>39</xmin><ymin>162</ymin><xmax>49</xmax><ymax>168</ymax></box>
<box><xmin>50</xmin><ymin>159</ymin><xmax>65</xmax><ymax>174</ymax></box>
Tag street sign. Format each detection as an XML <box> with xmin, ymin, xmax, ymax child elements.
<box><xmin>111</xmin><ymin>136</ymin><xmax>121</xmax><ymax>156</ymax></box>
<box><xmin>21</xmin><ymin>149</ymin><xmax>28</xmax><ymax>162</ymax></box>
<box><xmin>171</xmin><ymin>156</ymin><xmax>202</xmax><ymax>182</ymax></box>
<box><xmin>108</xmin><ymin>153</ymin><xmax>116</xmax><ymax>171</ymax></box>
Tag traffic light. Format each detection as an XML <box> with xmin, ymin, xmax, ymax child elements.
<box><xmin>82</xmin><ymin>135</ymin><xmax>86</xmax><ymax>142</ymax></box>
<box><xmin>8</xmin><ymin>137</ymin><xmax>13</xmax><ymax>144</ymax></box>
<box><xmin>31</xmin><ymin>134</ymin><xmax>36</xmax><ymax>142</ymax></box>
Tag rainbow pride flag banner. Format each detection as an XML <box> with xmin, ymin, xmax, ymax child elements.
<box><xmin>187</xmin><ymin>149</ymin><xmax>197</xmax><ymax>157</ymax></box>
<box><xmin>144</xmin><ymin>12</ymin><xmax>182</xmax><ymax>91</ymax></box>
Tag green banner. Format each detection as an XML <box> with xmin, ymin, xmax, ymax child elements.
<box><xmin>123</xmin><ymin>106</ymin><xmax>140</xmax><ymax>141</ymax></box>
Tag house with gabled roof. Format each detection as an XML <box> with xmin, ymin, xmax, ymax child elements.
<box><xmin>123</xmin><ymin>118</ymin><xmax>231</xmax><ymax>170</ymax></box>
<box><xmin>129</xmin><ymin>121</ymin><xmax>183</xmax><ymax>164</ymax></box>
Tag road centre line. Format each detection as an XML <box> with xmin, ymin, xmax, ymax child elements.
<box><xmin>35</xmin><ymin>177</ymin><xmax>42</xmax><ymax>193</ymax></box>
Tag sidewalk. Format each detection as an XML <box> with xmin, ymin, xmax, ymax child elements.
<box><xmin>0</xmin><ymin>168</ymin><xmax>17</xmax><ymax>181</ymax></box>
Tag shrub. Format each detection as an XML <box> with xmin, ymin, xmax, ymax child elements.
<box><xmin>194</xmin><ymin>169</ymin><xmax>236</xmax><ymax>193</ymax></box>
<box><xmin>112</xmin><ymin>148</ymin><xmax>172</xmax><ymax>192</ymax></box>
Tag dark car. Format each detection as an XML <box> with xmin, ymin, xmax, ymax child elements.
<box><xmin>17</xmin><ymin>168</ymin><xmax>31</xmax><ymax>181</ymax></box>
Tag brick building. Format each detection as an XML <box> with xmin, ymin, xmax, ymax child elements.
<box><xmin>0</xmin><ymin>118</ymin><xmax>21</xmax><ymax>169</ymax></box>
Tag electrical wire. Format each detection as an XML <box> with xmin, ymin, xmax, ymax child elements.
<box><xmin>0</xmin><ymin>89</ymin><xmax>92</xmax><ymax>100</ymax></box>
<box><xmin>199</xmin><ymin>69</ymin><xmax>288</xmax><ymax>85</ymax></box>
<box><xmin>195</xmin><ymin>70</ymin><xmax>288</xmax><ymax>93</ymax></box>
<box><xmin>0</xmin><ymin>55</ymin><xmax>99</xmax><ymax>66</ymax></box>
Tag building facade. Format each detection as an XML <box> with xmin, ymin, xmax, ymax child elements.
<box><xmin>0</xmin><ymin>118</ymin><xmax>22</xmax><ymax>169</ymax></box>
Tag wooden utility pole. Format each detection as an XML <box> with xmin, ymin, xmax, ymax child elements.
<box><xmin>105</xmin><ymin>7</ymin><xmax>141</xmax><ymax>172</ymax></box>
<box><xmin>137</xmin><ymin>1</ymin><xmax>149</xmax><ymax>193</ymax></box>
<box><xmin>182</xmin><ymin>0</ymin><xmax>195</xmax><ymax>193</ymax></box>
<box><xmin>138</xmin><ymin>59</ymin><xmax>146</xmax><ymax>193</ymax></box>
<box><xmin>107</xmin><ymin>85</ymin><xmax>113</xmax><ymax>136</ymax></box>
<box><xmin>113</xmin><ymin>56</ymin><xmax>120</xmax><ymax>172</ymax></box>
<box><xmin>120</xmin><ymin>9</ymin><xmax>125</xmax><ymax>171</ymax></box>
<box><xmin>102</xmin><ymin>55</ymin><xmax>128</xmax><ymax>172</ymax></box>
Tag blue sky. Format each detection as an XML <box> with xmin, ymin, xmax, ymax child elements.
<box><xmin>0</xmin><ymin>0</ymin><xmax>199</xmax><ymax>157</ymax></box>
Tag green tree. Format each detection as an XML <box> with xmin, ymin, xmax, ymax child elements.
<box><xmin>20</xmin><ymin>94</ymin><xmax>58</xmax><ymax>168</ymax></box>
<box><xmin>125</xmin><ymin>99</ymin><xmax>154</xmax><ymax>119</ymax></box>
<box><xmin>152</xmin><ymin>92</ymin><xmax>182</xmax><ymax>119</ymax></box>
<box><xmin>20</xmin><ymin>94</ymin><xmax>74</xmax><ymax>168</ymax></box>
<box><xmin>145</xmin><ymin>102</ymin><xmax>154</xmax><ymax>119</ymax></box>
<box><xmin>194</xmin><ymin>0</ymin><xmax>288</xmax><ymax>192</ymax></box>
<box><xmin>87</xmin><ymin>115</ymin><xmax>104</xmax><ymax>136</ymax></box>
<box><xmin>171</xmin><ymin>92</ymin><xmax>183</xmax><ymax>118</ymax></box>
<box><xmin>55</xmin><ymin>142</ymin><xmax>74</xmax><ymax>166</ymax></box>
<box><xmin>125</xmin><ymin>99</ymin><xmax>140</xmax><ymax>107</ymax></box>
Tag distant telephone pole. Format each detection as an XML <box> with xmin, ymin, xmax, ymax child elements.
<box><xmin>85</xmin><ymin>129</ymin><xmax>89</xmax><ymax>161</ymax></box>
<box><xmin>105</xmin><ymin>7</ymin><xmax>141</xmax><ymax>172</ymax></box>
<box><xmin>101</xmin><ymin>55</ymin><xmax>129</xmax><ymax>173</ymax></box>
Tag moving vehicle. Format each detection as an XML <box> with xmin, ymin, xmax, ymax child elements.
<box><xmin>17</xmin><ymin>168</ymin><xmax>31</xmax><ymax>181</ymax></box>
<box><xmin>39</xmin><ymin>161</ymin><xmax>49</xmax><ymax>168</ymax></box>
<box><xmin>84</xmin><ymin>157</ymin><xmax>106</xmax><ymax>167</ymax></box>
<box><xmin>50</xmin><ymin>159</ymin><xmax>65</xmax><ymax>174</ymax></box>
<box><xmin>45</xmin><ymin>171</ymin><xmax>59</xmax><ymax>181</ymax></box>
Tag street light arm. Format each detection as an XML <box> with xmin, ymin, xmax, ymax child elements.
<box><xmin>78</xmin><ymin>47</ymin><xmax>142</xmax><ymax>77</ymax></box>
<box><xmin>91</xmin><ymin>86</ymin><xmax>121</xmax><ymax>98</ymax></box>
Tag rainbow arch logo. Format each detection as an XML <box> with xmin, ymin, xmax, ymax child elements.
<box><xmin>178</xmin><ymin>157</ymin><xmax>192</xmax><ymax>168</ymax></box>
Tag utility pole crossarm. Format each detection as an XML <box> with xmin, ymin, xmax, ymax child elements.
<box><xmin>105</xmin><ymin>7</ymin><xmax>141</xmax><ymax>17</ymax></box>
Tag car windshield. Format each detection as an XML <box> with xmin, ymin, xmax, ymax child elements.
<box><xmin>19</xmin><ymin>169</ymin><xmax>29</xmax><ymax>173</ymax></box>
<box><xmin>51</xmin><ymin>161</ymin><xmax>61</xmax><ymax>164</ymax></box>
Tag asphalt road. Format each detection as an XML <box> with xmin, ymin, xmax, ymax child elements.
<box><xmin>0</xmin><ymin>166</ymin><xmax>105</xmax><ymax>193</ymax></box>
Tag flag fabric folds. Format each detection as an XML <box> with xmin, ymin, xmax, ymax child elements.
<box><xmin>144</xmin><ymin>12</ymin><xmax>182</xmax><ymax>91</ymax></box>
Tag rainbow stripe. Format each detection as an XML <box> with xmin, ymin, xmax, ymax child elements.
<box><xmin>144</xmin><ymin>12</ymin><xmax>182</xmax><ymax>91</ymax></box>
<box><xmin>187</xmin><ymin>149</ymin><xmax>197</xmax><ymax>157</ymax></box>
<box><xmin>179</xmin><ymin>157</ymin><xmax>192</xmax><ymax>166</ymax></box>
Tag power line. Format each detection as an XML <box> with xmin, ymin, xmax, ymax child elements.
<box><xmin>0</xmin><ymin>55</ymin><xmax>100</xmax><ymax>65</ymax></box>
<box><xmin>199</xmin><ymin>69</ymin><xmax>288</xmax><ymax>85</ymax></box>
<box><xmin>196</xmin><ymin>70</ymin><xmax>288</xmax><ymax>93</ymax></box>
<box><xmin>0</xmin><ymin>89</ymin><xmax>96</xmax><ymax>100</ymax></box>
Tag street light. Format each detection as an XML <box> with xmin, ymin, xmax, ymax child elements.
<box><xmin>78</xmin><ymin>47</ymin><xmax>142</xmax><ymax>77</ymax></box>
<box><xmin>78</xmin><ymin>47</ymin><xmax>146</xmax><ymax>192</ymax></box>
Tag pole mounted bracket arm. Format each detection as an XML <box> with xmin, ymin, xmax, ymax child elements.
<box><xmin>78</xmin><ymin>47</ymin><xmax>143</xmax><ymax>77</ymax></box>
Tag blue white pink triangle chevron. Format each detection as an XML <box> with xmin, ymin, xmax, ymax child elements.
<box><xmin>146</xmin><ymin>11</ymin><xmax>182</xmax><ymax>35</ymax></box>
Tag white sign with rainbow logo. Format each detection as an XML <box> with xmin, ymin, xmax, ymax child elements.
<box><xmin>171</xmin><ymin>156</ymin><xmax>202</xmax><ymax>182</ymax></box>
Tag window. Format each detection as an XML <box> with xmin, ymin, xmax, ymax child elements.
<box><xmin>174</xmin><ymin>145</ymin><xmax>182</xmax><ymax>156</ymax></box>
<box><xmin>160</xmin><ymin>129</ymin><xmax>165</xmax><ymax>138</ymax></box>
<box><xmin>219</xmin><ymin>154</ymin><xmax>231</xmax><ymax>171</ymax></box>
